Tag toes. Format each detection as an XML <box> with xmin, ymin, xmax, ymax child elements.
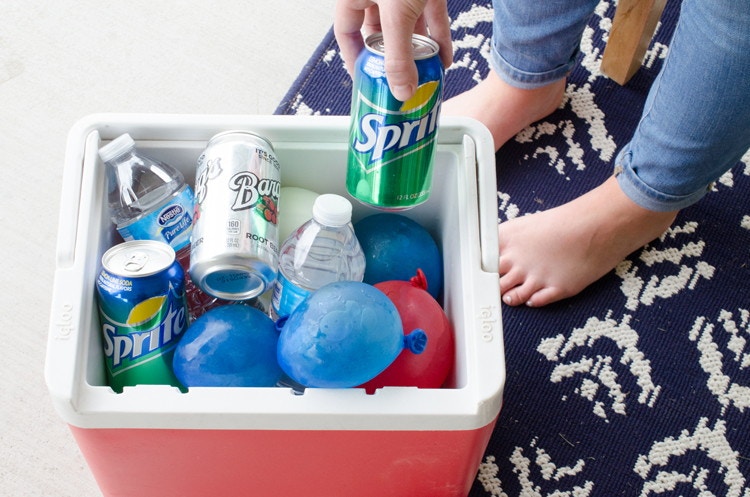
<box><xmin>501</xmin><ymin>290</ymin><xmax>518</xmax><ymax>306</ymax></box>
<box><xmin>499</xmin><ymin>263</ymin><xmax>538</xmax><ymax>306</ymax></box>
<box><xmin>498</xmin><ymin>253</ymin><xmax>512</xmax><ymax>276</ymax></box>
<box><xmin>501</xmin><ymin>286</ymin><xmax>529</xmax><ymax>306</ymax></box>
<box><xmin>525</xmin><ymin>286</ymin><xmax>567</xmax><ymax>308</ymax></box>
<box><xmin>500</xmin><ymin>279</ymin><xmax>540</xmax><ymax>307</ymax></box>
<box><xmin>499</xmin><ymin>268</ymin><xmax>524</xmax><ymax>296</ymax></box>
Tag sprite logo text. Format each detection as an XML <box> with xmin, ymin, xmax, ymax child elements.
<box><xmin>354</xmin><ymin>106</ymin><xmax>439</xmax><ymax>163</ymax></box>
<box><xmin>350</xmin><ymin>80</ymin><xmax>441</xmax><ymax>172</ymax></box>
<box><xmin>101</xmin><ymin>297</ymin><xmax>187</xmax><ymax>370</ymax></box>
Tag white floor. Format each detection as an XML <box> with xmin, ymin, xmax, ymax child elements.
<box><xmin>0</xmin><ymin>2</ymin><xmax>336</xmax><ymax>495</ymax></box>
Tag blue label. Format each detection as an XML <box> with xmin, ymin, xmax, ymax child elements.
<box><xmin>118</xmin><ymin>188</ymin><xmax>194</xmax><ymax>251</ymax></box>
<box><xmin>272</xmin><ymin>272</ymin><xmax>311</xmax><ymax>319</ymax></box>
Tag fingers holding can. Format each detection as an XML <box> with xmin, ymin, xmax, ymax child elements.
<box><xmin>334</xmin><ymin>0</ymin><xmax>451</xmax><ymax>102</ymax></box>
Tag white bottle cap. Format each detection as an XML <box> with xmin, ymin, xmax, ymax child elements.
<box><xmin>312</xmin><ymin>194</ymin><xmax>353</xmax><ymax>226</ymax></box>
<box><xmin>99</xmin><ymin>133</ymin><xmax>136</xmax><ymax>163</ymax></box>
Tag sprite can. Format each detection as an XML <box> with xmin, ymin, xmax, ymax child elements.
<box><xmin>346</xmin><ymin>32</ymin><xmax>444</xmax><ymax>210</ymax></box>
<box><xmin>96</xmin><ymin>240</ymin><xmax>189</xmax><ymax>392</ymax></box>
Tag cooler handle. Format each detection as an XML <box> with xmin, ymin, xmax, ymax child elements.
<box><xmin>46</xmin><ymin>122</ymin><xmax>102</xmax><ymax>413</ymax></box>
<box><xmin>462</xmin><ymin>124</ymin><xmax>499</xmax><ymax>273</ymax></box>
<box><xmin>55</xmin><ymin>120</ymin><xmax>102</xmax><ymax>268</ymax></box>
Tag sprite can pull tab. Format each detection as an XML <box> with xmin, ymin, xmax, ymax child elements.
<box><xmin>346</xmin><ymin>32</ymin><xmax>444</xmax><ymax>210</ymax></box>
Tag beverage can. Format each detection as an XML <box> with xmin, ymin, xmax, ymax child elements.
<box><xmin>190</xmin><ymin>131</ymin><xmax>281</xmax><ymax>300</ymax></box>
<box><xmin>346</xmin><ymin>32</ymin><xmax>444</xmax><ymax>210</ymax></box>
<box><xmin>97</xmin><ymin>133</ymin><xmax>222</xmax><ymax>321</ymax></box>
<box><xmin>95</xmin><ymin>240</ymin><xmax>189</xmax><ymax>392</ymax></box>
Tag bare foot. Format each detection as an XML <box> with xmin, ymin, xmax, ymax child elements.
<box><xmin>442</xmin><ymin>70</ymin><xmax>566</xmax><ymax>150</ymax></box>
<box><xmin>498</xmin><ymin>176</ymin><xmax>678</xmax><ymax>307</ymax></box>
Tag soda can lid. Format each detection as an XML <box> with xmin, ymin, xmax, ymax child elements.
<box><xmin>206</xmin><ymin>130</ymin><xmax>276</xmax><ymax>153</ymax></box>
<box><xmin>365</xmin><ymin>32</ymin><xmax>439</xmax><ymax>60</ymax></box>
<box><xmin>102</xmin><ymin>240</ymin><xmax>176</xmax><ymax>277</ymax></box>
<box><xmin>199</xmin><ymin>264</ymin><xmax>269</xmax><ymax>301</ymax></box>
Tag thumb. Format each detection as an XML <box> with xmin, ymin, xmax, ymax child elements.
<box><xmin>382</xmin><ymin>41</ymin><xmax>418</xmax><ymax>101</ymax></box>
<box><xmin>378</xmin><ymin>0</ymin><xmax>426</xmax><ymax>101</ymax></box>
<box><xmin>381</xmin><ymin>37</ymin><xmax>418</xmax><ymax>101</ymax></box>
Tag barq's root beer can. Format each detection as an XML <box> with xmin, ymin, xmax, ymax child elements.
<box><xmin>346</xmin><ymin>32</ymin><xmax>444</xmax><ymax>210</ymax></box>
<box><xmin>190</xmin><ymin>131</ymin><xmax>280</xmax><ymax>300</ymax></box>
<box><xmin>95</xmin><ymin>240</ymin><xmax>188</xmax><ymax>393</ymax></box>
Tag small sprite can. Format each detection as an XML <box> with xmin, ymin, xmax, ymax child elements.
<box><xmin>346</xmin><ymin>32</ymin><xmax>444</xmax><ymax>210</ymax></box>
<box><xmin>190</xmin><ymin>131</ymin><xmax>280</xmax><ymax>300</ymax></box>
<box><xmin>95</xmin><ymin>240</ymin><xmax>189</xmax><ymax>393</ymax></box>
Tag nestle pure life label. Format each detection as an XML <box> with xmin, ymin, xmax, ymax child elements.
<box><xmin>346</xmin><ymin>33</ymin><xmax>444</xmax><ymax>210</ymax></box>
<box><xmin>96</xmin><ymin>240</ymin><xmax>188</xmax><ymax>392</ymax></box>
<box><xmin>117</xmin><ymin>187</ymin><xmax>194</xmax><ymax>252</ymax></box>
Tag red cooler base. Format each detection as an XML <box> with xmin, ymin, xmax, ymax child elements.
<box><xmin>70</xmin><ymin>420</ymin><xmax>496</xmax><ymax>497</ymax></box>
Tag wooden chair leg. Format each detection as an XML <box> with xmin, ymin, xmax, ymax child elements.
<box><xmin>600</xmin><ymin>0</ymin><xmax>667</xmax><ymax>85</ymax></box>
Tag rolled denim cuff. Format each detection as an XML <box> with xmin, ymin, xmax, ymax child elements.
<box><xmin>490</xmin><ymin>43</ymin><xmax>572</xmax><ymax>89</ymax></box>
<box><xmin>613</xmin><ymin>148</ymin><xmax>710</xmax><ymax>212</ymax></box>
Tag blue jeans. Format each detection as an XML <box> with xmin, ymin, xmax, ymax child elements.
<box><xmin>491</xmin><ymin>0</ymin><xmax>750</xmax><ymax>211</ymax></box>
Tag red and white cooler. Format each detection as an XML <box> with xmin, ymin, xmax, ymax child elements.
<box><xmin>45</xmin><ymin>114</ymin><xmax>505</xmax><ymax>497</ymax></box>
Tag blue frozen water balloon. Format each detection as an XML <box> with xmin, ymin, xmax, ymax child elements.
<box><xmin>354</xmin><ymin>213</ymin><xmax>443</xmax><ymax>299</ymax></box>
<box><xmin>277</xmin><ymin>281</ymin><xmax>426</xmax><ymax>388</ymax></box>
<box><xmin>173</xmin><ymin>304</ymin><xmax>283</xmax><ymax>387</ymax></box>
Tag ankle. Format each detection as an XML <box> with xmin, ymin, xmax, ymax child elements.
<box><xmin>594</xmin><ymin>177</ymin><xmax>678</xmax><ymax>245</ymax></box>
<box><xmin>443</xmin><ymin>73</ymin><xmax>566</xmax><ymax>150</ymax></box>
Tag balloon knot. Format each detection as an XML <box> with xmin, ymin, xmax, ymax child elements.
<box><xmin>410</xmin><ymin>269</ymin><xmax>428</xmax><ymax>291</ymax></box>
<box><xmin>274</xmin><ymin>316</ymin><xmax>288</xmax><ymax>334</ymax></box>
<box><xmin>404</xmin><ymin>329</ymin><xmax>427</xmax><ymax>355</ymax></box>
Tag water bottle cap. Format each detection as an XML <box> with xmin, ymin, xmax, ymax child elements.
<box><xmin>312</xmin><ymin>194</ymin><xmax>353</xmax><ymax>226</ymax></box>
<box><xmin>99</xmin><ymin>133</ymin><xmax>136</xmax><ymax>163</ymax></box>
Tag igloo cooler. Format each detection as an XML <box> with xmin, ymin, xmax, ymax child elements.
<box><xmin>45</xmin><ymin>114</ymin><xmax>505</xmax><ymax>497</ymax></box>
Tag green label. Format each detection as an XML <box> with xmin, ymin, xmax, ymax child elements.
<box><xmin>99</xmin><ymin>286</ymin><xmax>187</xmax><ymax>391</ymax></box>
<box><xmin>349</xmin><ymin>79</ymin><xmax>442</xmax><ymax>172</ymax></box>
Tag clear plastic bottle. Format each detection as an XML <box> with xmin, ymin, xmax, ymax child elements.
<box><xmin>99</xmin><ymin>133</ymin><xmax>223</xmax><ymax>320</ymax></box>
<box><xmin>271</xmin><ymin>194</ymin><xmax>366</xmax><ymax>320</ymax></box>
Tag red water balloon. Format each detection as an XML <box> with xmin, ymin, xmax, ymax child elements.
<box><xmin>361</xmin><ymin>270</ymin><xmax>454</xmax><ymax>392</ymax></box>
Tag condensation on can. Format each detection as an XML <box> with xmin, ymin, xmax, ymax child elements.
<box><xmin>190</xmin><ymin>130</ymin><xmax>281</xmax><ymax>301</ymax></box>
<box><xmin>346</xmin><ymin>32</ymin><xmax>444</xmax><ymax>211</ymax></box>
<box><xmin>96</xmin><ymin>240</ymin><xmax>189</xmax><ymax>393</ymax></box>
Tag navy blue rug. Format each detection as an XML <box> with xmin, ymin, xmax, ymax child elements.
<box><xmin>276</xmin><ymin>1</ymin><xmax>750</xmax><ymax>495</ymax></box>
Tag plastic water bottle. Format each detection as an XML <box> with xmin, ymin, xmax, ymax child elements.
<box><xmin>271</xmin><ymin>194</ymin><xmax>366</xmax><ymax>320</ymax></box>
<box><xmin>99</xmin><ymin>133</ymin><xmax>223</xmax><ymax>320</ymax></box>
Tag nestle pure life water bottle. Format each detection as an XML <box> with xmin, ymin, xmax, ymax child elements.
<box><xmin>271</xmin><ymin>194</ymin><xmax>366</xmax><ymax>320</ymax></box>
<box><xmin>99</xmin><ymin>133</ymin><xmax>220</xmax><ymax>320</ymax></box>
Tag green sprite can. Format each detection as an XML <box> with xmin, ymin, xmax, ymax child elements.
<box><xmin>95</xmin><ymin>240</ymin><xmax>189</xmax><ymax>392</ymax></box>
<box><xmin>346</xmin><ymin>32</ymin><xmax>444</xmax><ymax>210</ymax></box>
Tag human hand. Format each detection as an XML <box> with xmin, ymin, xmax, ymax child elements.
<box><xmin>334</xmin><ymin>0</ymin><xmax>452</xmax><ymax>101</ymax></box>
